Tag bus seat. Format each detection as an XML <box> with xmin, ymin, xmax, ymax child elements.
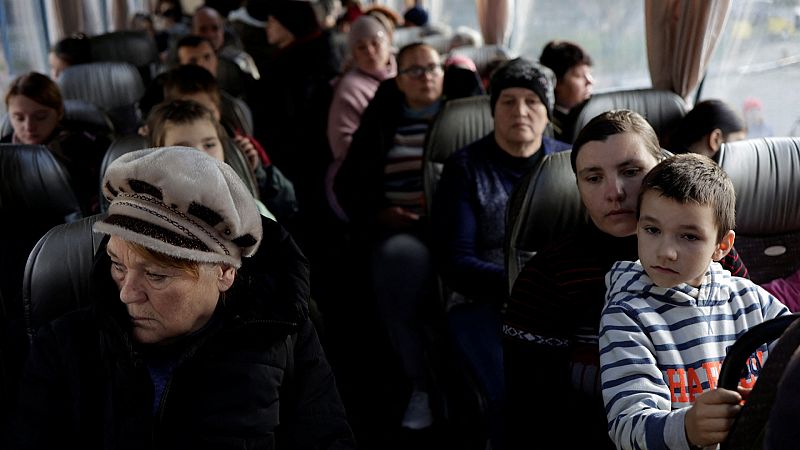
<box><xmin>88</xmin><ymin>30</ymin><xmax>160</xmax><ymax>85</ymax></box>
<box><xmin>0</xmin><ymin>144</ymin><xmax>83</xmax><ymax>323</ymax></box>
<box><xmin>505</xmin><ymin>151</ymin><xmax>583</xmax><ymax>292</ymax></box>
<box><xmin>97</xmin><ymin>134</ymin><xmax>148</xmax><ymax>212</ymax></box>
<box><xmin>717</xmin><ymin>137</ymin><xmax>800</xmax><ymax>284</ymax></box>
<box><xmin>570</xmin><ymin>88</ymin><xmax>687</xmax><ymax>144</ymax></box>
<box><xmin>716</xmin><ymin>313</ymin><xmax>800</xmax><ymax>450</ymax></box>
<box><xmin>1</xmin><ymin>99</ymin><xmax>115</xmax><ymax>141</ymax></box>
<box><xmin>392</xmin><ymin>27</ymin><xmax>424</xmax><ymax>49</ymax></box>
<box><xmin>421</xmin><ymin>33</ymin><xmax>452</xmax><ymax>55</ymax></box>
<box><xmin>449</xmin><ymin>44</ymin><xmax>512</xmax><ymax>78</ymax></box>
<box><xmin>222</xmin><ymin>91</ymin><xmax>255</xmax><ymax>137</ymax></box>
<box><xmin>58</xmin><ymin>62</ymin><xmax>145</xmax><ymax>135</ymax></box>
<box><xmin>423</xmin><ymin>95</ymin><xmax>493</xmax><ymax>214</ymax></box>
<box><xmin>23</xmin><ymin>214</ymin><xmax>105</xmax><ymax>337</ymax></box>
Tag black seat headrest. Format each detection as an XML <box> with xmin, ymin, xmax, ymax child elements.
<box><xmin>717</xmin><ymin>137</ymin><xmax>800</xmax><ymax>283</ymax></box>
<box><xmin>23</xmin><ymin>214</ymin><xmax>105</xmax><ymax>336</ymax></box>
<box><xmin>89</xmin><ymin>31</ymin><xmax>158</xmax><ymax>68</ymax></box>
<box><xmin>505</xmin><ymin>150</ymin><xmax>583</xmax><ymax>291</ymax></box>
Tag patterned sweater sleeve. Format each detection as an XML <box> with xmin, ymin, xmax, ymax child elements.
<box><xmin>599</xmin><ymin>285</ymin><xmax>692</xmax><ymax>449</ymax></box>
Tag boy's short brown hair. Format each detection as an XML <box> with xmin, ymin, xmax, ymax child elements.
<box><xmin>637</xmin><ymin>153</ymin><xmax>735</xmax><ymax>241</ymax></box>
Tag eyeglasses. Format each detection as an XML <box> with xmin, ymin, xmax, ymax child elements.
<box><xmin>398</xmin><ymin>64</ymin><xmax>443</xmax><ymax>79</ymax></box>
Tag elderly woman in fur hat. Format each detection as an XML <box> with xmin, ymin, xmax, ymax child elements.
<box><xmin>5</xmin><ymin>147</ymin><xmax>355</xmax><ymax>449</ymax></box>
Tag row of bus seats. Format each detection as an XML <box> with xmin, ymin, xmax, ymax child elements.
<box><xmin>420</xmin><ymin>86</ymin><xmax>800</xmax><ymax>439</ymax></box>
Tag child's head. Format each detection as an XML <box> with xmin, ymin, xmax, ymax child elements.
<box><xmin>163</xmin><ymin>65</ymin><xmax>223</xmax><ymax>122</ymax></box>
<box><xmin>636</xmin><ymin>153</ymin><xmax>736</xmax><ymax>288</ymax></box>
<box><xmin>147</xmin><ymin>99</ymin><xmax>226</xmax><ymax>162</ymax></box>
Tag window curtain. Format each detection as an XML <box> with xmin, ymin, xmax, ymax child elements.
<box><xmin>645</xmin><ymin>0</ymin><xmax>731</xmax><ymax>98</ymax></box>
<box><xmin>109</xmin><ymin>0</ymin><xmax>130</xmax><ymax>31</ymax></box>
<box><xmin>44</xmin><ymin>0</ymin><xmax>105</xmax><ymax>43</ymax></box>
<box><xmin>476</xmin><ymin>0</ymin><xmax>509</xmax><ymax>45</ymax></box>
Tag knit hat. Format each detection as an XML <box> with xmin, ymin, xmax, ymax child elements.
<box><xmin>403</xmin><ymin>6</ymin><xmax>429</xmax><ymax>26</ymax></box>
<box><xmin>489</xmin><ymin>58</ymin><xmax>556</xmax><ymax>118</ymax></box>
<box><xmin>348</xmin><ymin>15</ymin><xmax>387</xmax><ymax>50</ymax></box>
<box><xmin>94</xmin><ymin>147</ymin><xmax>262</xmax><ymax>268</ymax></box>
<box><xmin>268</xmin><ymin>1</ymin><xmax>321</xmax><ymax>40</ymax></box>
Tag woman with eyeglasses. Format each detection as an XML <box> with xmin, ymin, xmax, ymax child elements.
<box><xmin>335</xmin><ymin>42</ymin><xmax>480</xmax><ymax>431</ymax></box>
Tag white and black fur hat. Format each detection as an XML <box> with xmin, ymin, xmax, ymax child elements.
<box><xmin>94</xmin><ymin>147</ymin><xmax>262</xmax><ymax>268</ymax></box>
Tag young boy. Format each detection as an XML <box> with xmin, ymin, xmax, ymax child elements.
<box><xmin>599</xmin><ymin>153</ymin><xmax>789</xmax><ymax>450</ymax></box>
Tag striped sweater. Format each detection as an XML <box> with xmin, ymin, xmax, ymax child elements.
<box><xmin>599</xmin><ymin>260</ymin><xmax>788</xmax><ymax>450</ymax></box>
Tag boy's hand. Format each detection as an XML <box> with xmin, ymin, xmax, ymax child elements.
<box><xmin>685</xmin><ymin>388</ymin><xmax>742</xmax><ymax>447</ymax></box>
<box><xmin>234</xmin><ymin>135</ymin><xmax>260</xmax><ymax>170</ymax></box>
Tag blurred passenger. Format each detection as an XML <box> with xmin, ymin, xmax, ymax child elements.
<box><xmin>193</xmin><ymin>6</ymin><xmax>260</xmax><ymax>92</ymax></box>
<box><xmin>326</xmin><ymin>15</ymin><xmax>396</xmax><ymax>221</ymax></box>
<box><xmin>2</xmin><ymin>72</ymin><xmax>108</xmax><ymax>213</ymax></box>
<box><xmin>432</xmin><ymin>58</ymin><xmax>569</xmax><ymax>450</ymax></box>
<box><xmin>5</xmin><ymin>146</ymin><xmax>355</xmax><ymax>449</ymax></box>
<box><xmin>403</xmin><ymin>6</ymin><xmax>429</xmax><ymax>27</ymax></box>
<box><xmin>48</xmin><ymin>34</ymin><xmax>91</xmax><ymax>80</ymax></box>
<box><xmin>259</xmin><ymin>0</ymin><xmax>340</xmax><ymax>239</ymax></box>
<box><xmin>448</xmin><ymin>26</ymin><xmax>483</xmax><ymax>51</ymax></box>
<box><xmin>539</xmin><ymin>40</ymin><xmax>594</xmax><ymax>143</ymax></box>
<box><xmin>336</xmin><ymin>43</ymin><xmax>458</xmax><ymax>431</ymax></box>
<box><xmin>742</xmin><ymin>96</ymin><xmax>774</xmax><ymax>138</ymax></box>
<box><xmin>175</xmin><ymin>35</ymin><xmax>219</xmax><ymax>76</ymax></box>
<box><xmin>668</xmin><ymin>99</ymin><xmax>746</xmax><ymax>160</ymax></box>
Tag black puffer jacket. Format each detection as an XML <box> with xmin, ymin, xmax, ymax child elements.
<box><xmin>6</xmin><ymin>218</ymin><xmax>355</xmax><ymax>450</ymax></box>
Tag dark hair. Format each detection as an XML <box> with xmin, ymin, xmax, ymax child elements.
<box><xmin>396</xmin><ymin>42</ymin><xmax>438</xmax><ymax>68</ymax></box>
<box><xmin>176</xmin><ymin>34</ymin><xmax>214</xmax><ymax>52</ymax></box>
<box><xmin>571</xmin><ymin>109</ymin><xmax>662</xmax><ymax>173</ymax></box>
<box><xmin>403</xmin><ymin>6</ymin><xmax>429</xmax><ymax>26</ymax></box>
<box><xmin>146</xmin><ymin>99</ymin><xmax>225</xmax><ymax>149</ymax></box>
<box><xmin>51</xmin><ymin>34</ymin><xmax>92</xmax><ymax>67</ymax></box>
<box><xmin>668</xmin><ymin>99</ymin><xmax>745</xmax><ymax>154</ymax></box>
<box><xmin>4</xmin><ymin>72</ymin><xmax>65</xmax><ymax>119</ymax></box>
<box><xmin>162</xmin><ymin>65</ymin><xmax>221</xmax><ymax>109</ymax></box>
<box><xmin>638</xmin><ymin>153</ymin><xmax>735</xmax><ymax>241</ymax></box>
<box><xmin>539</xmin><ymin>40</ymin><xmax>592</xmax><ymax>80</ymax></box>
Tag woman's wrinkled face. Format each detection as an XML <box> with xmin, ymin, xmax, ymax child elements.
<box><xmin>7</xmin><ymin>94</ymin><xmax>60</xmax><ymax>145</ymax></box>
<box><xmin>107</xmin><ymin>236</ymin><xmax>234</xmax><ymax>344</ymax></box>
<box><xmin>353</xmin><ymin>33</ymin><xmax>390</xmax><ymax>73</ymax></box>
<box><xmin>575</xmin><ymin>132</ymin><xmax>660</xmax><ymax>237</ymax></box>
<box><xmin>162</xmin><ymin>119</ymin><xmax>224</xmax><ymax>162</ymax></box>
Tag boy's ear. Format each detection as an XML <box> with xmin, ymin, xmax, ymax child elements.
<box><xmin>713</xmin><ymin>230</ymin><xmax>736</xmax><ymax>261</ymax></box>
<box><xmin>708</xmin><ymin>128</ymin><xmax>724</xmax><ymax>153</ymax></box>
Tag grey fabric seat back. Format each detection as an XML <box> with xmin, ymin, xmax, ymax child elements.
<box><xmin>717</xmin><ymin>137</ymin><xmax>800</xmax><ymax>284</ymax></box>
<box><xmin>505</xmin><ymin>150</ymin><xmax>583</xmax><ymax>291</ymax></box>
<box><xmin>392</xmin><ymin>27</ymin><xmax>424</xmax><ymax>49</ymax></box>
<box><xmin>570</xmin><ymin>88</ymin><xmax>687</xmax><ymax>144</ymax></box>
<box><xmin>422</xmin><ymin>33</ymin><xmax>452</xmax><ymax>54</ymax></box>
<box><xmin>58</xmin><ymin>62</ymin><xmax>145</xmax><ymax>135</ymax></box>
<box><xmin>23</xmin><ymin>214</ymin><xmax>105</xmax><ymax>336</ymax></box>
<box><xmin>423</xmin><ymin>95</ymin><xmax>493</xmax><ymax>213</ymax></box>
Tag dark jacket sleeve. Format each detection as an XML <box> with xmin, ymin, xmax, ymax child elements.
<box><xmin>279</xmin><ymin>319</ymin><xmax>355</xmax><ymax>450</ymax></box>
<box><xmin>432</xmin><ymin>147</ymin><xmax>506</xmax><ymax>304</ymax></box>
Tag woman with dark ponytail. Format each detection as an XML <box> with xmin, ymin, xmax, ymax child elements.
<box><xmin>668</xmin><ymin>99</ymin><xmax>746</xmax><ymax>159</ymax></box>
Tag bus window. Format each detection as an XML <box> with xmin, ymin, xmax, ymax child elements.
<box><xmin>509</xmin><ymin>0</ymin><xmax>650</xmax><ymax>92</ymax></box>
<box><xmin>0</xmin><ymin>1</ymin><xmax>50</xmax><ymax>114</ymax></box>
<box><xmin>699</xmin><ymin>0</ymin><xmax>800</xmax><ymax>137</ymax></box>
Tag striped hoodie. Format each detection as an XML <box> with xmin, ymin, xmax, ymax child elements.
<box><xmin>599</xmin><ymin>260</ymin><xmax>788</xmax><ymax>450</ymax></box>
